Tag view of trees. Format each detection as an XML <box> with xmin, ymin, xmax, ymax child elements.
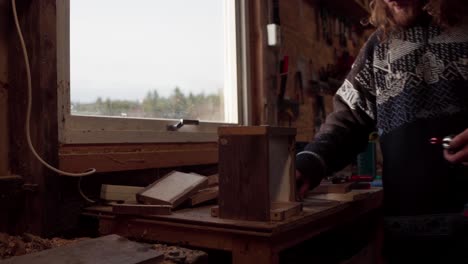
<box><xmin>71</xmin><ymin>87</ymin><xmax>224</xmax><ymax>122</ymax></box>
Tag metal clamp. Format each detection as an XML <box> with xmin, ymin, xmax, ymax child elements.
<box><xmin>167</xmin><ymin>119</ymin><xmax>199</xmax><ymax>131</ymax></box>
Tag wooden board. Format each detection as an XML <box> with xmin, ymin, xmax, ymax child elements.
<box><xmin>111</xmin><ymin>202</ymin><xmax>172</xmax><ymax>216</ymax></box>
<box><xmin>309</xmin><ymin>182</ymin><xmax>354</xmax><ymax>194</ymax></box>
<box><xmin>211</xmin><ymin>202</ymin><xmax>303</xmax><ymax>222</ymax></box>
<box><xmin>189</xmin><ymin>186</ymin><xmax>219</xmax><ymax>206</ymax></box>
<box><xmin>270</xmin><ymin>202</ymin><xmax>303</xmax><ymax>221</ymax></box>
<box><xmin>137</xmin><ymin>171</ymin><xmax>208</xmax><ymax>208</ymax></box>
<box><xmin>218</xmin><ymin>126</ymin><xmax>296</xmax><ymax>221</ymax></box>
<box><xmin>218</xmin><ymin>133</ymin><xmax>271</xmax><ymax>221</ymax></box>
<box><xmin>306</xmin><ymin>188</ymin><xmax>381</xmax><ymax>202</ymax></box>
<box><xmin>207</xmin><ymin>174</ymin><xmax>219</xmax><ymax>187</ymax></box>
<box><xmin>210</xmin><ymin>206</ymin><xmax>219</xmax><ymax>217</ymax></box>
<box><xmin>2</xmin><ymin>234</ymin><xmax>164</xmax><ymax>264</ymax></box>
<box><xmin>269</xmin><ymin>135</ymin><xmax>295</xmax><ymax>202</ymax></box>
<box><xmin>100</xmin><ymin>184</ymin><xmax>144</xmax><ymax>202</ymax></box>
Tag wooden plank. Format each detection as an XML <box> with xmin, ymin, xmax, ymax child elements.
<box><xmin>218</xmin><ymin>126</ymin><xmax>296</xmax><ymax>221</ymax></box>
<box><xmin>137</xmin><ymin>171</ymin><xmax>208</xmax><ymax>207</ymax></box>
<box><xmin>218</xmin><ymin>134</ymin><xmax>270</xmax><ymax>221</ymax></box>
<box><xmin>2</xmin><ymin>234</ymin><xmax>164</xmax><ymax>264</ymax></box>
<box><xmin>100</xmin><ymin>184</ymin><xmax>144</xmax><ymax>202</ymax></box>
<box><xmin>207</xmin><ymin>174</ymin><xmax>219</xmax><ymax>187</ymax></box>
<box><xmin>306</xmin><ymin>188</ymin><xmax>382</xmax><ymax>202</ymax></box>
<box><xmin>309</xmin><ymin>182</ymin><xmax>354</xmax><ymax>194</ymax></box>
<box><xmin>218</xmin><ymin>126</ymin><xmax>296</xmax><ymax>136</ymax></box>
<box><xmin>59</xmin><ymin>142</ymin><xmax>218</xmax><ymax>173</ymax></box>
<box><xmin>189</xmin><ymin>186</ymin><xmax>219</xmax><ymax>206</ymax></box>
<box><xmin>111</xmin><ymin>202</ymin><xmax>172</xmax><ymax>216</ymax></box>
<box><xmin>268</xmin><ymin>135</ymin><xmax>296</xmax><ymax>202</ymax></box>
<box><xmin>211</xmin><ymin>206</ymin><xmax>219</xmax><ymax>217</ymax></box>
<box><xmin>270</xmin><ymin>202</ymin><xmax>303</xmax><ymax>222</ymax></box>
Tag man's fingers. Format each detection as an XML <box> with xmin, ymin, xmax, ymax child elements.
<box><xmin>295</xmin><ymin>170</ymin><xmax>302</xmax><ymax>180</ymax></box>
<box><xmin>444</xmin><ymin>129</ymin><xmax>468</xmax><ymax>164</ymax></box>
<box><xmin>298</xmin><ymin>179</ymin><xmax>310</xmax><ymax>200</ymax></box>
<box><xmin>444</xmin><ymin>148</ymin><xmax>468</xmax><ymax>164</ymax></box>
<box><xmin>448</xmin><ymin>128</ymin><xmax>468</xmax><ymax>150</ymax></box>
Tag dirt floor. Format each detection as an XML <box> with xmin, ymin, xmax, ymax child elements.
<box><xmin>0</xmin><ymin>233</ymin><xmax>207</xmax><ymax>264</ymax></box>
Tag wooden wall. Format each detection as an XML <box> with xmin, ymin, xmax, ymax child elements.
<box><xmin>278</xmin><ymin>0</ymin><xmax>372</xmax><ymax>142</ymax></box>
<box><xmin>0</xmin><ymin>0</ymin><xmax>9</xmax><ymax>176</ymax></box>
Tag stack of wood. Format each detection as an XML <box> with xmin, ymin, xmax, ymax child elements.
<box><xmin>100</xmin><ymin>171</ymin><xmax>219</xmax><ymax>216</ymax></box>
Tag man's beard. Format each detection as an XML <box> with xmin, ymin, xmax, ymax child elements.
<box><xmin>394</xmin><ymin>8</ymin><xmax>420</xmax><ymax>26</ymax></box>
<box><xmin>388</xmin><ymin>0</ymin><xmax>427</xmax><ymax>27</ymax></box>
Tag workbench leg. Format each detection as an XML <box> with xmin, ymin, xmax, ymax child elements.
<box><xmin>231</xmin><ymin>239</ymin><xmax>278</xmax><ymax>264</ymax></box>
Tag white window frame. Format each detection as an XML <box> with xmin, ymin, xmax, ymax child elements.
<box><xmin>57</xmin><ymin>0</ymin><xmax>251</xmax><ymax>144</ymax></box>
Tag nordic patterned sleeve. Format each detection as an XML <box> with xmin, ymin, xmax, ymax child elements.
<box><xmin>296</xmin><ymin>31</ymin><xmax>380</xmax><ymax>179</ymax></box>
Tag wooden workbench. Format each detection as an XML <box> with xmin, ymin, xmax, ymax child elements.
<box><xmin>84</xmin><ymin>188</ymin><xmax>383</xmax><ymax>264</ymax></box>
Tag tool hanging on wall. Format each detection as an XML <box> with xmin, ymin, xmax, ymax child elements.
<box><xmin>320</xmin><ymin>6</ymin><xmax>332</xmax><ymax>46</ymax></box>
<box><xmin>277</xmin><ymin>56</ymin><xmax>299</xmax><ymax>125</ymax></box>
<box><xmin>315</xmin><ymin>5</ymin><xmax>321</xmax><ymax>41</ymax></box>
<box><xmin>339</xmin><ymin>18</ymin><xmax>347</xmax><ymax>47</ymax></box>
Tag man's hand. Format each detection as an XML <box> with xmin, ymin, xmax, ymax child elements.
<box><xmin>444</xmin><ymin>128</ymin><xmax>468</xmax><ymax>166</ymax></box>
<box><xmin>295</xmin><ymin>170</ymin><xmax>323</xmax><ymax>201</ymax></box>
<box><xmin>296</xmin><ymin>170</ymin><xmax>310</xmax><ymax>201</ymax></box>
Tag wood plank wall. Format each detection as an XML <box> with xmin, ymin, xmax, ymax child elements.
<box><xmin>278</xmin><ymin>0</ymin><xmax>372</xmax><ymax>142</ymax></box>
<box><xmin>0</xmin><ymin>0</ymin><xmax>9</xmax><ymax>176</ymax></box>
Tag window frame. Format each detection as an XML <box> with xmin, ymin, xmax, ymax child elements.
<box><xmin>57</xmin><ymin>0</ymin><xmax>251</xmax><ymax>144</ymax></box>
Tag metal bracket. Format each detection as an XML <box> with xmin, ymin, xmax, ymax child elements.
<box><xmin>167</xmin><ymin>119</ymin><xmax>199</xmax><ymax>131</ymax></box>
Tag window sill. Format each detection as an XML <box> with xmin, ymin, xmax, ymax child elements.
<box><xmin>59</xmin><ymin>142</ymin><xmax>218</xmax><ymax>173</ymax></box>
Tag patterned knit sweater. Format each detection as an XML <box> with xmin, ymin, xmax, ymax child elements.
<box><xmin>297</xmin><ymin>21</ymin><xmax>468</xmax><ymax>217</ymax></box>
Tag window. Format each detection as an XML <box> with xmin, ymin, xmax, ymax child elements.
<box><xmin>57</xmin><ymin>0</ymin><xmax>250</xmax><ymax>144</ymax></box>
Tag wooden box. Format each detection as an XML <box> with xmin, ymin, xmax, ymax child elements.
<box><xmin>218</xmin><ymin>126</ymin><xmax>297</xmax><ymax>221</ymax></box>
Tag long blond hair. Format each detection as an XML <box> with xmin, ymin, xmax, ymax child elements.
<box><xmin>368</xmin><ymin>0</ymin><xmax>467</xmax><ymax>37</ymax></box>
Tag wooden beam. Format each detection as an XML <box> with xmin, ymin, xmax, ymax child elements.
<box><xmin>249</xmin><ymin>0</ymin><xmax>277</xmax><ymax>125</ymax></box>
<box><xmin>8</xmin><ymin>0</ymin><xmax>66</xmax><ymax>236</ymax></box>
<box><xmin>59</xmin><ymin>142</ymin><xmax>218</xmax><ymax>173</ymax></box>
<box><xmin>0</xmin><ymin>0</ymin><xmax>9</xmax><ymax>176</ymax></box>
<box><xmin>110</xmin><ymin>202</ymin><xmax>172</xmax><ymax>216</ymax></box>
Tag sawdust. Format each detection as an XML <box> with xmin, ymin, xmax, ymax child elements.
<box><xmin>154</xmin><ymin>244</ymin><xmax>208</xmax><ymax>264</ymax></box>
<box><xmin>0</xmin><ymin>233</ymin><xmax>87</xmax><ymax>259</ymax></box>
<box><xmin>0</xmin><ymin>233</ymin><xmax>207</xmax><ymax>263</ymax></box>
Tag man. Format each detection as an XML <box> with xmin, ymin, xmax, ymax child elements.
<box><xmin>296</xmin><ymin>0</ymin><xmax>468</xmax><ymax>262</ymax></box>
